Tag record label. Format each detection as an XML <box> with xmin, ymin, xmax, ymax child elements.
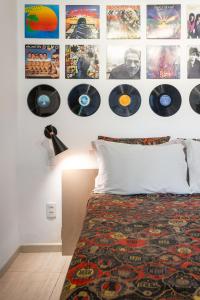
<box><xmin>109</xmin><ymin>84</ymin><xmax>141</xmax><ymax>117</ymax></box>
<box><xmin>190</xmin><ymin>85</ymin><xmax>200</xmax><ymax>114</ymax></box>
<box><xmin>149</xmin><ymin>84</ymin><xmax>181</xmax><ymax>117</ymax></box>
<box><xmin>68</xmin><ymin>84</ymin><xmax>100</xmax><ymax>117</ymax></box>
<box><xmin>27</xmin><ymin>84</ymin><xmax>60</xmax><ymax>117</ymax></box>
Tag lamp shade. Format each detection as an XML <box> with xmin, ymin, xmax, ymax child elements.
<box><xmin>44</xmin><ymin>125</ymin><xmax>68</xmax><ymax>156</ymax></box>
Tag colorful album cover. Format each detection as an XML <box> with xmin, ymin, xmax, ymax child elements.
<box><xmin>25</xmin><ymin>45</ymin><xmax>59</xmax><ymax>79</ymax></box>
<box><xmin>187</xmin><ymin>46</ymin><xmax>200</xmax><ymax>78</ymax></box>
<box><xmin>65</xmin><ymin>45</ymin><xmax>99</xmax><ymax>79</ymax></box>
<box><xmin>107</xmin><ymin>45</ymin><xmax>141</xmax><ymax>79</ymax></box>
<box><xmin>147</xmin><ymin>46</ymin><xmax>180</xmax><ymax>79</ymax></box>
<box><xmin>66</xmin><ymin>5</ymin><xmax>100</xmax><ymax>39</ymax></box>
<box><xmin>25</xmin><ymin>5</ymin><xmax>59</xmax><ymax>39</ymax></box>
<box><xmin>187</xmin><ymin>5</ymin><xmax>200</xmax><ymax>39</ymax></box>
<box><xmin>107</xmin><ymin>5</ymin><xmax>140</xmax><ymax>39</ymax></box>
<box><xmin>147</xmin><ymin>5</ymin><xmax>181</xmax><ymax>39</ymax></box>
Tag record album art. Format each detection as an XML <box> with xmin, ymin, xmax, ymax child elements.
<box><xmin>27</xmin><ymin>85</ymin><xmax>60</xmax><ymax>117</ymax></box>
<box><xmin>149</xmin><ymin>84</ymin><xmax>181</xmax><ymax>117</ymax></box>
<box><xmin>25</xmin><ymin>45</ymin><xmax>59</xmax><ymax>79</ymax></box>
<box><xmin>190</xmin><ymin>85</ymin><xmax>200</xmax><ymax>114</ymax></box>
<box><xmin>147</xmin><ymin>46</ymin><xmax>180</xmax><ymax>79</ymax></box>
<box><xmin>66</xmin><ymin>5</ymin><xmax>100</xmax><ymax>39</ymax></box>
<box><xmin>107</xmin><ymin>5</ymin><xmax>140</xmax><ymax>39</ymax></box>
<box><xmin>25</xmin><ymin>5</ymin><xmax>59</xmax><ymax>39</ymax></box>
<box><xmin>109</xmin><ymin>84</ymin><xmax>141</xmax><ymax>117</ymax></box>
<box><xmin>147</xmin><ymin>5</ymin><xmax>181</xmax><ymax>39</ymax></box>
<box><xmin>68</xmin><ymin>84</ymin><xmax>100</xmax><ymax>117</ymax></box>
<box><xmin>187</xmin><ymin>46</ymin><xmax>200</xmax><ymax>78</ymax></box>
<box><xmin>107</xmin><ymin>46</ymin><xmax>141</xmax><ymax>79</ymax></box>
<box><xmin>66</xmin><ymin>45</ymin><xmax>99</xmax><ymax>79</ymax></box>
<box><xmin>187</xmin><ymin>5</ymin><xmax>200</xmax><ymax>39</ymax></box>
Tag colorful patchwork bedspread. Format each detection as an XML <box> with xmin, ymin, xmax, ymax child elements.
<box><xmin>60</xmin><ymin>194</ymin><xmax>200</xmax><ymax>300</ymax></box>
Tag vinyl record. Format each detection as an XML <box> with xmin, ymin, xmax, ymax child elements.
<box><xmin>109</xmin><ymin>84</ymin><xmax>141</xmax><ymax>117</ymax></box>
<box><xmin>68</xmin><ymin>84</ymin><xmax>100</xmax><ymax>117</ymax></box>
<box><xmin>190</xmin><ymin>85</ymin><xmax>200</xmax><ymax>114</ymax></box>
<box><xmin>149</xmin><ymin>84</ymin><xmax>181</xmax><ymax>117</ymax></box>
<box><xmin>27</xmin><ymin>84</ymin><xmax>60</xmax><ymax>117</ymax></box>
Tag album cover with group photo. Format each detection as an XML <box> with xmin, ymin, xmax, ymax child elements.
<box><xmin>107</xmin><ymin>5</ymin><xmax>140</xmax><ymax>39</ymax></box>
<box><xmin>147</xmin><ymin>5</ymin><xmax>181</xmax><ymax>39</ymax></box>
<box><xmin>147</xmin><ymin>46</ymin><xmax>180</xmax><ymax>79</ymax></box>
<box><xmin>65</xmin><ymin>45</ymin><xmax>99</xmax><ymax>79</ymax></box>
<box><xmin>187</xmin><ymin>5</ymin><xmax>200</xmax><ymax>39</ymax></box>
<box><xmin>66</xmin><ymin>5</ymin><xmax>100</xmax><ymax>39</ymax></box>
<box><xmin>25</xmin><ymin>45</ymin><xmax>59</xmax><ymax>79</ymax></box>
<box><xmin>107</xmin><ymin>45</ymin><xmax>141</xmax><ymax>79</ymax></box>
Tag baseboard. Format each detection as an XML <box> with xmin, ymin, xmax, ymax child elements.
<box><xmin>0</xmin><ymin>247</ymin><xmax>21</xmax><ymax>278</ymax></box>
<box><xmin>20</xmin><ymin>243</ymin><xmax>62</xmax><ymax>253</ymax></box>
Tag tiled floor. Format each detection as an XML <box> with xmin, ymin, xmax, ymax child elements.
<box><xmin>0</xmin><ymin>252</ymin><xmax>72</xmax><ymax>300</ymax></box>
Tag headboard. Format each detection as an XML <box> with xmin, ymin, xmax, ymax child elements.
<box><xmin>62</xmin><ymin>169</ymin><xmax>98</xmax><ymax>255</ymax></box>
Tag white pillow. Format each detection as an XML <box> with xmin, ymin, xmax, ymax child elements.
<box><xmin>94</xmin><ymin>140</ymin><xmax>190</xmax><ymax>195</ymax></box>
<box><xmin>185</xmin><ymin>139</ymin><xmax>200</xmax><ymax>193</ymax></box>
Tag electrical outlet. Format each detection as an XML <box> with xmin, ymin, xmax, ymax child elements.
<box><xmin>46</xmin><ymin>202</ymin><xmax>56</xmax><ymax>219</ymax></box>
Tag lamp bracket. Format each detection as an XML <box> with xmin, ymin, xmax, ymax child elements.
<box><xmin>44</xmin><ymin>125</ymin><xmax>57</xmax><ymax>139</ymax></box>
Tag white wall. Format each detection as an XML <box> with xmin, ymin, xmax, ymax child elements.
<box><xmin>0</xmin><ymin>0</ymin><xmax>20</xmax><ymax>269</ymax></box>
<box><xmin>18</xmin><ymin>0</ymin><xmax>200</xmax><ymax>244</ymax></box>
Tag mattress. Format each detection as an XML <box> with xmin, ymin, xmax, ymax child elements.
<box><xmin>60</xmin><ymin>193</ymin><xmax>200</xmax><ymax>300</ymax></box>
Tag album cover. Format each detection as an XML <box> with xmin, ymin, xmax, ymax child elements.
<box><xmin>147</xmin><ymin>46</ymin><xmax>180</xmax><ymax>79</ymax></box>
<box><xmin>65</xmin><ymin>45</ymin><xmax>99</xmax><ymax>79</ymax></box>
<box><xmin>25</xmin><ymin>45</ymin><xmax>59</xmax><ymax>79</ymax></box>
<box><xmin>107</xmin><ymin>5</ymin><xmax>140</xmax><ymax>39</ymax></box>
<box><xmin>147</xmin><ymin>5</ymin><xmax>181</xmax><ymax>39</ymax></box>
<box><xmin>25</xmin><ymin>5</ymin><xmax>59</xmax><ymax>38</ymax></box>
<box><xmin>66</xmin><ymin>5</ymin><xmax>100</xmax><ymax>39</ymax></box>
<box><xmin>187</xmin><ymin>5</ymin><xmax>200</xmax><ymax>39</ymax></box>
<box><xmin>187</xmin><ymin>46</ymin><xmax>200</xmax><ymax>78</ymax></box>
<box><xmin>107</xmin><ymin>45</ymin><xmax>141</xmax><ymax>79</ymax></box>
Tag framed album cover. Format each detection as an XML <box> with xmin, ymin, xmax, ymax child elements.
<box><xmin>107</xmin><ymin>45</ymin><xmax>141</xmax><ymax>79</ymax></box>
<box><xmin>66</xmin><ymin>5</ymin><xmax>100</xmax><ymax>39</ymax></box>
<box><xmin>25</xmin><ymin>5</ymin><xmax>59</xmax><ymax>39</ymax></box>
<box><xmin>107</xmin><ymin>5</ymin><xmax>140</xmax><ymax>39</ymax></box>
<box><xmin>65</xmin><ymin>45</ymin><xmax>99</xmax><ymax>79</ymax></box>
<box><xmin>147</xmin><ymin>5</ymin><xmax>181</xmax><ymax>39</ymax></box>
<box><xmin>25</xmin><ymin>45</ymin><xmax>59</xmax><ymax>79</ymax></box>
<box><xmin>147</xmin><ymin>46</ymin><xmax>180</xmax><ymax>79</ymax></box>
<box><xmin>187</xmin><ymin>46</ymin><xmax>200</xmax><ymax>78</ymax></box>
<box><xmin>187</xmin><ymin>5</ymin><xmax>200</xmax><ymax>39</ymax></box>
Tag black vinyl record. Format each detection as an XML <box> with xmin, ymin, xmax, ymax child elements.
<box><xmin>27</xmin><ymin>84</ymin><xmax>60</xmax><ymax>117</ymax></box>
<box><xmin>68</xmin><ymin>84</ymin><xmax>100</xmax><ymax>117</ymax></box>
<box><xmin>149</xmin><ymin>84</ymin><xmax>181</xmax><ymax>117</ymax></box>
<box><xmin>190</xmin><ymin>84</ymin><xmax>200</xmax><ymax>114</ymax></box>
<box><xmin>109</xmin><ymin>84</ymin><xmax>141</xmax><ymax>117</ymax></box>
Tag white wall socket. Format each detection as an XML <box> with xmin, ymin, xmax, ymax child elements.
<box><xmin>46</xmin><ymin>202</ymin><xmax>56</xmax><ymax>219</ymax></box>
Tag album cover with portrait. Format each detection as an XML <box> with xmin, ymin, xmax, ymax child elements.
<box><xmin>147</xmin><ymin>46</ymin><xmax>180</xmax><ymax>79</ymax></box>
<box><xmin>187</xmin><ymin>5</ymin><xmax>200</xmax><ymax>39</ymax></box>
<box><xmin>107</xmin><ymin>5</ymin><xmax>140</xmax><ymax>39</ymax></box>
<box><xmin>66</xmin><ymin>5</ymin><xmax>100</xmax><ymax>39</ymax></box>
<box><xmin>147</xmin><ymin>5</ymin><xmax>181</xmax><ymax>39</ymax></box>
<box><xmin>25</xmin><ymin>45</ymin><xmax>59</xmax><ymax>79</ymax></box>
<box><xmin>65</xmin><ymin>45</ymin><xmax>99</xmax><ymax>79</ymax></box>
<box><xmin>107</xmin><ymin>45</ymin><xmax>141</xmax><ymax>79</ymax></box>
<box><xmin>187</xmin><ymin>46</ymin><xmax>200</xmax><ymax>78</ymax></box>
<box><xmin>25</xmin><ymin>5</ymin><xmax>59</xmax><ymax>38</ymax></box>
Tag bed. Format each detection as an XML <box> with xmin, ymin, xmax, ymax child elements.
<box><xmin>60</xmin><ymin>193</ymin><xmax>200</xmax><ymax>299</ymax></box>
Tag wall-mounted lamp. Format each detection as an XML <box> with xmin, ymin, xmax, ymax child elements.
<box><xmin>44</xmin><ymin>125</ymin><xmax>68</xmax><ymax>156</ymax></box>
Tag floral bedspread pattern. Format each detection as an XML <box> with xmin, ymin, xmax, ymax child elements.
<box><xmin>60</xmin><ymin>194</ymin><xmax>200</xmax><ymax>300</ymax></box>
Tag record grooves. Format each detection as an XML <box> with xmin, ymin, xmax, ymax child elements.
<box><xmin>68</xmin><ymin>84</ymin><xmax>101</xmax><ymax>117</ymax></box>
<box><xmin>149</xmin><ymin>84</ymin><xmax>181</xmax><ymax>117</ymax></box>
<box><xmin>109</xmin><ymin>84</ymin><xmax>141</xmax><ymax>117</ymax></box>
<box><xmin>27</xmin><ymin>84</ymin><xmax>60</xmax><ymax>117</ymax></box>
